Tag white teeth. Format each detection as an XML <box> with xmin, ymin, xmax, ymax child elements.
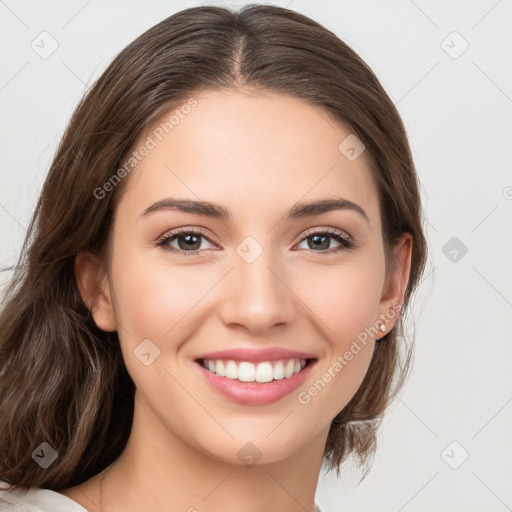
<box><xmin>201</xmin><ymin>358</ymin><xmax>308</xmax><ymax>382</ymax></box>
<box><xmin>273</xmin><ymin>361</ymin><xmax>285</xmax><ymax>380</ymax></box>
<box><xmin>238</xmin><ymin>362</ymin><xmax>255</xmax><ymax>382</ymax></box>
<box><xmin>225</xmin><ymin>360</ymin><xmax>238</xmax><ymax>379</ymax></box>
<box><xmin>216</xmin><ymin>360</ymin><xmax>226</xmax><ymax>377</ymax></box>
<box><xmin>284</xmin><ymin>360</ymin><xmax>295</xmax><ymax>378</ymax></box>
<box><xmin>255</xmin><ymin>362</ymin><xmax>274</xmax><ymax>383</ymax></box>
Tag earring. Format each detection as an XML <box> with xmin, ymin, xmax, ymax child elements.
<box><xmin>379</xmin><ymin>323</ymin><xmax>386</xmax><ymax>332</ymax></box>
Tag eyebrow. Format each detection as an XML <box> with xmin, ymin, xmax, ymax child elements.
<box><xmin>140</xmin><ymin>197</ymin><xmax>369</xmax><ymax>224</ymax></box>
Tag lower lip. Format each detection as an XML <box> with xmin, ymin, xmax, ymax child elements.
<box><xmin>194</xmin><ymin>360</ymin><xmax>315</xmax><ymax>405</ymax></box>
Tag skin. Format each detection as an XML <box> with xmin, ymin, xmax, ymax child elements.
<box><xmin>63</xmin><ymin>88</ymin><xmax>412</xmax><ymax>512</ymax></box>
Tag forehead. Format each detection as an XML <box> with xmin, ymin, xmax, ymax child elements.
<box><xmin>118</xmin><ymin>89</ymin><xmax>380</xmax><ymax>228</ymax></box>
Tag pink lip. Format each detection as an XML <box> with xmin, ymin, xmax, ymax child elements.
<box><xmin>194</xmin><ymin>347</ymin><xmax>316</xmax><ymax>363</ymax></box>
<box><xmin>193</xmin><ymin>359</ymin><xmax>317</xmax><ymax>406</ymax></box>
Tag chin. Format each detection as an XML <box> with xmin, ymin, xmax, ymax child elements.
<box><xmin>187</xmin><ymin>414</ymin><xmax>323</xmax><ymax>468</ymax></box>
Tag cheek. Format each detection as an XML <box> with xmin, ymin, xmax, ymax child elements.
<box><xmin>330</xmin><ymin>273</ymin><xmax>382</xmax><ymax>346</ymax></box>
<box><xmin>108</xmin><ymin>253</ymin><xmax>206</xmax><ymax>402</ymax></box>
<box><xmin>110</xmin><ymin>248</ymin><xmax>207</xmax><ymax>341</ymax></box>
<box><xmin>108</xmin><ymin>248</ymin><xmax>223</xmax><ymax>390</ymax></box>
<box><xmin>291</xmin><ymin>253</ymin><xmax>384</xmax><ymax>416</ymax></box>
<box><xmin>296</xmin><ymin>253</ymin><xmax>385</xmax><ymax>349</ymax></box>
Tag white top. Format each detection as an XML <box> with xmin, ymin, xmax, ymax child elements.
<box><xmin>0</xmin><ymin>485</ymin><xmax>88</xmax><ymax>511</ymax></box>
<box><xmin>0</xmin><ymin>484</ymin><xmax>324</xmax><ymax>511</ymax></box>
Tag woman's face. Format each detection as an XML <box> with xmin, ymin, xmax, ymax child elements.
<box><xmin>90</xmin><ymin>89</ymin><xmax>409</xmax><ymax>465</ymax></box>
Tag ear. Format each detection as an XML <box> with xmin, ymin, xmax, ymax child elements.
<box><xmin>377</xmin><ymin>233</ymin><xmax>413</xmax><ymax>338</ymax></box>
<box><xmin>74</xmin><ymin>251</ymin><xmax>117</xmax><ymax>332</ymax></box>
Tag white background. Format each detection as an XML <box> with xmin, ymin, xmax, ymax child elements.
<box><xmin>1</xmin><ymin>1</ymin><xmax>511</xmax><ymax>510</ymax></box>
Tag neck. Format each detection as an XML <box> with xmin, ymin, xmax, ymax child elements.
<box><xmin>100</xmin><ymin>391</ymin><xmax>329</xmax><ymax>512</ymax></box>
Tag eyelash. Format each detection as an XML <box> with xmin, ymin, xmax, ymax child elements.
<box><xmin>156</xmin><ymin>227</ymin><xmax>356</xmax><ymax>256</ymax></box>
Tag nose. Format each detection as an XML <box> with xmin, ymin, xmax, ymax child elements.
<box><xmin>217</xmin><ymin>242</ymin><xmax>297</xmax><ymax>335</ymax></box>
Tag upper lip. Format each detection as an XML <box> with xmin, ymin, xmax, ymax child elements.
<box><xmin>195</xmin><ymin>347</ymin><xmax>317</xmax><ymax>363</ymax></box>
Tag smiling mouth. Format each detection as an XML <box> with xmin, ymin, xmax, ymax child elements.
<box><xmin>196</xmin><ymin>358</ymin><xmax>316</xmax><ymax>383</ymax></box>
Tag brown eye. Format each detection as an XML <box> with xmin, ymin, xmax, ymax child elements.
<box><xmin>296</xmin><ymin>229</ymin><xmax>354</xmax><ymax>254</ymax></box>
<box><xmin>174</xmin><ymin>233</ymin><xmax>202</xmax><ymax>251</ymax></box>
<box><xmin>157</xmin><ymin>229</ymin><xmax>217</xmax><ymax>254</ymax></box>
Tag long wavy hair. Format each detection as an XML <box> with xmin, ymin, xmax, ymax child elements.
<box><xmin>0</xmin><ymin>3</ymin><xmax>427</xmax><ymax>490</ymax></box>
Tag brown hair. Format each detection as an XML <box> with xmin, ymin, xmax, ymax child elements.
<box><xmin>0</xmin><ymin>3</ymin><xmax>427</xmax><ymax>490</ymax></box>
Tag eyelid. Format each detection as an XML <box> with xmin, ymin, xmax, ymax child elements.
<box><xmin>156</xmin><ymin>225</ymin><xmax>355</xmax><ymax>254</ymax></box>
<box><xmin>298</xmin><ymin>226</ymin><xmax>352</xmax><ymax>244</ymax></box>
<box><xmin>157</xmin><ymin>226</ymin><xmax>217</xmax><ymax>242</ymax></box>
<box><xmin>156</xmin><ymin>226</ymin><xmax>218</xmax><ymax>252</ymax></box>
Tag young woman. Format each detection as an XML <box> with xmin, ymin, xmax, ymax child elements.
<box><xmin>0</xmin><ymin>4</ymin><xmax>427</xmax><ymax>511</ymax></box>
